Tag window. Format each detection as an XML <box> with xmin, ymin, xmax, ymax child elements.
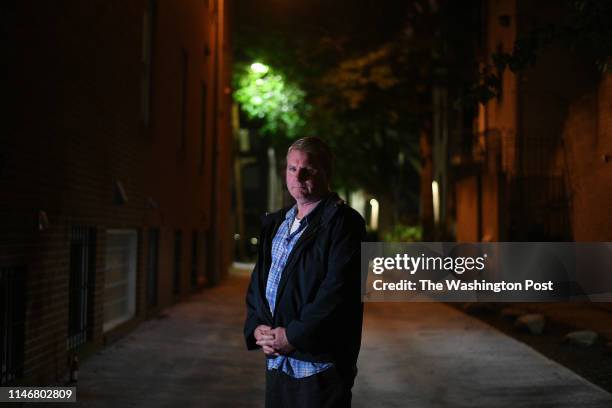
<box><xmin>104</xmin><ymin>230</ymin><xmax>138</xmax><ymax>332</ymax></box>
<box><xmin>146</xmin><ymin>228</ymin><xmax>159</xmax><ymax>307</ymax></box>
<box><xmin>173</xmin><ymin>230</ymin><xmax>182</xmax><ymax>295</ymax></box>
<box><xmin>68</xmin><ymin>227</ymin><xmax>96</xmax><ymax>350</ymax></box>
<box><xmin>0</xmin><ymin>266</ymin><xmax>25</xmax><ymax>385</ymax></box>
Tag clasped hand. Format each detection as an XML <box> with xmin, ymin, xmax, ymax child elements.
<box><xmin>254</xmin><ymin>325</ymin><xmax>295</xmax><ymax>356</ymax></box>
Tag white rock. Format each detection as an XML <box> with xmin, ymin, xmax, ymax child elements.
<box><xmin>515</xmin><ymin>314</ymin><xmax>545</xmax><ymax>335</ymax></box>
<box><xmin>564</xmin><ymin>330</ymin><xmax>598</xmax><ymax>347</ymax></box>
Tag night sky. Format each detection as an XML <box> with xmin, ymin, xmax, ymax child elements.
<box><xmin>233</xmin><ymin>0</ymin><xmax>412</xmax><ymax>49</ymax></box>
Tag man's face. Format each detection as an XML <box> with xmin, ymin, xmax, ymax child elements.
<box><xmin>286</xmin><ymin>149</ymin><xmax>328</xmax><ymax>203</ymax></box>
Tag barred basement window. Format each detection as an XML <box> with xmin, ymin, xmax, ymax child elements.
<box><xmin>1</xmin><ymin>266</ymin><xmax>26</xmax><ymax>385</ymax></box>
<box><xmin>68</xmin><ymin>227</ymin><xmax>96</xmax><ymax>350</ymax></box>
<box><xmin>146</xmin><ymin>228</ymin><xmax>160</xmax><ymax>307</ymax></box>
<box><xmin>173</xmin><ymin>230</ymin><xmax>182</xmax><ymax>295</ymax></box>
<box><xmin>191</xmin><ymin>230</ymin><xmax>198</xmax><ymax>289</ymax></box>
<box><xmin>104</xmin><ymin>230</ymin><xmax>138</xmax><ymax>332</ymax></box>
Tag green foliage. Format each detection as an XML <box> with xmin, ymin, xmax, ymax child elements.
<box><xmin>233</xmin><ymin>30</ymin><xmax>425</xmax><ymax>206</ymax></box>
<box><xmin>383</xmin><ymin>223</ymin><xmax>423</xmax><ymax>242</ymax></box>
<box><xmin>304</xmin><ymin>30</ymin><xmax>432</xmax><ymax>203</ymax></box>
<box><xmin>231</xmin><ymin>2</ymin><xmax>438</xmax><ymax>214</ymax></box>
<box><xmin>319</xmin><ymin>45</ymin><xmax>400</xmax><ymax>110</ymax></box>
<box><xmin>233</xmin><ymin>61</ymin><xmax>308</xmax><ymax>138</ymax></box>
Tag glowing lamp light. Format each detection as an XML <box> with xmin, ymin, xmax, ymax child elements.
<box><xmin>369</xmin><ymin>198</ymin><xmax>379</xmax><ymax>231</ymax></box>
<box><xmin>432</xmin><ymin>180</ymin><xmax>440</xmax><ymax>226</ymax></box>
<box><xmin>234</xmin><ymin>61</ymin><xmax>305</xmax><ymax>137</ymax></box>
<box><xmin>250</xmin><ymin>62</ymin><xmax>269</xmax><ymax>74</ymax></box>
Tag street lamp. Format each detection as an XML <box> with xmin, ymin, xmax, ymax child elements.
<box><xmin>250</xmin><ymin>62</ymin><xmax>269</xmax><ymax>74</ymax></box>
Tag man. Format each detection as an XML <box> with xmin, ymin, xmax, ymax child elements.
<box><xmin>244</xmin><ymin>137</ymin><xmax>366</xmax><ymax>408</ymax></box>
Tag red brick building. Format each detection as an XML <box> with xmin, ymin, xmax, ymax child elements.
<box><xmin>425</xmin><ymin>0</ymin><xmax>612</xmax><ymax>242</ymax></box>
<box><xmin>3</xmin><ymin>0</ymin><xmax>233</xmax><ymax>385</ymax></box>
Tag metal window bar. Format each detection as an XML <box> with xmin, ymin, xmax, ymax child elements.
<box><xmin>173</xmin><ymin>230</ymin><xmax>182</xmax><ymax>295</ymax></box>
<box><xmin>1</xmin><ymin>267</ymin><xmax>26</xmax><ymax>385</ymax></box>
<box><xmin>509</xmin><ymin>176</ymin><xmax>570</xmax><ymax>240</ymax></box>
<box><xmin>67</xmin><ymin>227</ymin><xmax>95</xmax><ymax>350</ymax></box>
<box><xmin>191</xmin><ymin>231</ymin><xmax>198</xmax><ymax>289</ymax></box>
<box><xmin>147</xmin><ymin>229</ymin><xmax>159</xmax><ymax>307</ymax></box>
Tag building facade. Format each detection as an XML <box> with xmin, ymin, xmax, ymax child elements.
<box><xmin>426</xmin><ymin>0</ymin><xmax>612</xmax><ymax>242</ymax></box>
<box><xmin>3</xmin><ymin>0</ymin><xmax>232</xmax><ymax>385</ymax></box>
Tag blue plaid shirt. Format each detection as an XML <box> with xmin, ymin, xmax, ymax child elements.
<box><xmin>265</xmin><ymin>205</ymin><xmax>333</xmax><ymax>378</ymax></box>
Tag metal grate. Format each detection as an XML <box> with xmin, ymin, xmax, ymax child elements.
<box><xmin>147</xmin><ymin>229</ymin><xmax>159</xmax><ymax>307</ymax></box>
<box><xmin>1</xmin><ymin>266</ymin><xmax>26</xmax><ymax>385</ymax></box>
<box><xmin>173</xmin><ymin>230</ymin><xmax>182</xmax><ymax>295</ymax></box>
<box><xmin>67</xmin><ymin>227</ymin><xmax>96</xmax><ymax>350</ymax></box>
<box><xmin>191</xmin><ymin>231</ymin><xmax>198</xmax><ymax>289</ymax></box>
<box><xmin>509</xmin><ymin>176</ymin><xmax>571</xmax><ymax>240</ymax></box>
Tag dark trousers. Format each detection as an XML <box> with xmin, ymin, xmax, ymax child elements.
<box><xmin>265</xmin><ymin>366</ymin><xmax>354</xmax><ymax>408</ymax></box>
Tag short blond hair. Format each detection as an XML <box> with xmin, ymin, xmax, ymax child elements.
<box><xmin>287</xmin><ymin>137</ymin><xmax>334</xmax><ymax>179</ymax></box>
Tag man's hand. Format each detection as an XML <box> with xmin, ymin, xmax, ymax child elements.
<box><xmin>254</xmin><ymin>325</ymin><xmax>277</xmax><ymax>355</ymax></box>
<box><xmin>254</xmin><ymin>324</ymin><xmax>272</xmax><ymax>341</ymax></box>
<box><xmin>256</xmin><ymin>327</ymin><xmax>296</xmax><ymax>355</ymax></box>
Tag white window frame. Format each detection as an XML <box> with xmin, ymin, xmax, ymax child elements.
<box><xmin>103</xmin><ymin>229</ymin><xmax>138</xmax><ymax>332</ymax></box>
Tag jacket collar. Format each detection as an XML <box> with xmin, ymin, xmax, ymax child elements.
<box><xmin>262</xmin><ymin>192</ymin><xmax>344</xmax><ymax>229</ymax></box>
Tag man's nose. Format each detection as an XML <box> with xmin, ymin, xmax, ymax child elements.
<box><xmin>297</xmin><ymin>169</ymin><xmax>309</xmax><ymax>181</ymax></box>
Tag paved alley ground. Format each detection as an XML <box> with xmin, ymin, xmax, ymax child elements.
<box><xmin>28</xmin><ymin>273</ymin><xmax>612</xmax><ymax>408</ymax></box>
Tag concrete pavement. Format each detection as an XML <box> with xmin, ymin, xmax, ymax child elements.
<box><xmin>28</xmin><ymin>272</ymin><xmax>612</xmax><ymax>408</ymax></box>
<box><xmin>356</xmin><ymin>301</ymin><xmax>612</xmax><ymax>407</ymax></box>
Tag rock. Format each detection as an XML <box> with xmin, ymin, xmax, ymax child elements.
<box><xmin>462</xmin><ymin>302</ymin><xmax>496</xmax><ymax>315</ymax></box>
<box><xmin>564</xmin><ymin>330</ymin><xmax>598</xmax><ymax>347</ymax></box>
<box><xmin>604</xmin><ymin>342</ymin><xmax>612</xmax><ymax>355</ymax></box>
<box><xmin>500</xmin><ymin>307</ymin><xmax>526</xmax><ymax>319</ymax></box>
<box><xmin>515</xmin><ymin>314</ymin><xmax>546</xmax><ymax>335</ymax></box>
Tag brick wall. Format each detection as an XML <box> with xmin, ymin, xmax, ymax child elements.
<box><xmin>563</xmin><ymin>73</ymin><xmax>612</xmax><ymax>241</ymax></box>
<box><xmin>453</xmin><ymin>0</ymin><xmax>608</xmax><ymax>242</ymax></box>
<box><xmin>453</xmin><ymin>0</ymin><xmax>518</xmax><ymax>241</ymax></box>
<box><xmin>455</xmin><ymin>176</ymin><xmax>479</xmax><ymax>242</ymax></box>
<box><xmin>5</xmin><ymin>0</ymin><xmax>232</xmax><ymax>385</ymax></box>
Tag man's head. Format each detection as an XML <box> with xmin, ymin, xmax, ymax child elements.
<box><xmin>286</xmin><ymin>137</ymin><xmax>333</xmax><ymax>204</ymax></box>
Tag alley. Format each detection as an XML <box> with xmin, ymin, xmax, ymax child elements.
<box><xmin>51</xmin><ymin>273</ymin><xmax>612</xmax><ymax>408</ymax></box>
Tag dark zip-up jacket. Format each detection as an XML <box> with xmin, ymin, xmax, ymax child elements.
<box><xmin>244</xmin><ymin>192</ymin><xmax>366</xmax><ymax>377</ymax></box>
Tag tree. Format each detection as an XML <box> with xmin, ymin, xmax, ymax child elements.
<box><xmin>232</xmin><ymin>0</ymin><xmax>482</xmax><ymax>226</ymax></box>
<box><xmin>233</xmin><ymin>61</ymin><xmax>308</xmax><ymax>140</ymax></box>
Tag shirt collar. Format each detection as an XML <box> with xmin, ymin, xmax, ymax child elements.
<box><xmin>285</xmin><ymin>205</ymin><xmax>298</xmax><ymax>221</ymax></box>
<box><xmin>285</xmin><ymin>206</ymin><xmax>308</xmax><ymax>230</ymax></box>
